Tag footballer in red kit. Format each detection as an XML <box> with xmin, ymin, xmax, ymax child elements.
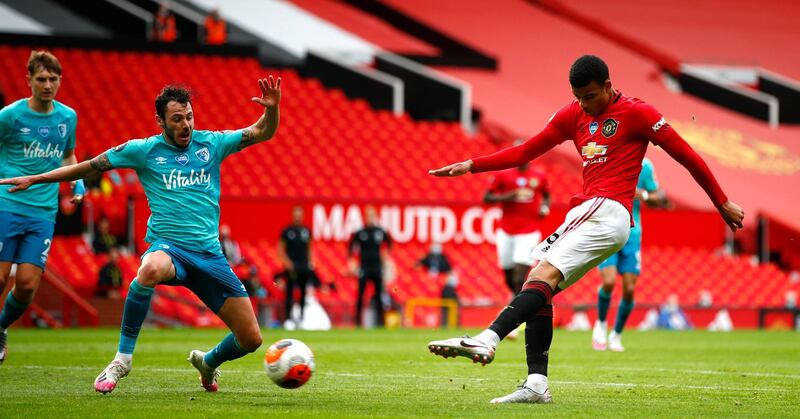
<box><xmin>485</xmin><ymin>164</ymin><xmax>550</xmax><ymax>294</ymax></box>
<box><xmin>426</xmin><ymin>55</ymin><xmax>744</xmax><ymax>404</ymax></box>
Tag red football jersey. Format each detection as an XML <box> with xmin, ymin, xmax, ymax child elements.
<box><xmin>488</xmin><ymin>166</ymin><xmax>549</xmax><ymax>234</ymax></box>
<box><xmin>544</xmin><ymin>92</ymin><xmax>666</xmax><ymax>215</ymax></box>
<box><xmin>472</xmin><ymin>92</ymin><xmax>728</xmax><ymax>225</ymax></box>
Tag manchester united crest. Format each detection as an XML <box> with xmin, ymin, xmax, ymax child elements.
<box><xmin>602</xmin><ymin>118</ymin><xmax>619</xmax><ymax>138</ymax></box>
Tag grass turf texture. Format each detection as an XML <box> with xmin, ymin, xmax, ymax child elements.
<box><xmin>0</xmin><ymin>328</ymin><xmax>798</xmax><ymax>418</ymax></box>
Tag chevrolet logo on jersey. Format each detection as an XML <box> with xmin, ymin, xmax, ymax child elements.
<box><xmin>581</xmin><ymin>142</ymin><xmax>608</xmax><ymax>159</ymax></box>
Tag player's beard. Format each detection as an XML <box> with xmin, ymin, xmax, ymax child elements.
<box><xmin>165</xmin><ymin>127</ymin><xmax>192</xmax><ymax>148</ymax></box>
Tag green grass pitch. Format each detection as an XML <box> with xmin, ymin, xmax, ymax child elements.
<box><xmin>0</xmin><ymin>328</ymin><xmax>798</xmax><ymax>418</ymax></box>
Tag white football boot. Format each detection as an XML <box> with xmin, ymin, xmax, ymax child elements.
<box><xmin>188</xmin><ymin>350</ymin><xmax>220</xmax><ymax>392</ymax></box>
<box><xmin>592</xmin><ymin>320</ymin><xmax>607</xmax><ymax>351</ymax></box>
<box><xmin>94</xmin><ymin>359</ymin><xmax>131</xmax><ymax>394</ymax></box>
<box><xmin>490</xmin><ymin>375</ymin><xmax>553</xmax><ymax>404</ymax></box>
<box><xmin>427</xmin><ymin>336</ymin><xmax>495</xmax><ymax>365</ymax></box>
<box><xmin>608</xmin><ymin>331</ymin><xmax>625</xmax><ymax>352</ymax></box>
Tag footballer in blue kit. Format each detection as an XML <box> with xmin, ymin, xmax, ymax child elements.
<box><xmin>592</xmin><ymin>157</ymin><xmax>664</xmax><ymax>352</ymax></box>
<box><xmin>0</xmin><ymin>51</ymin><xmax>84</xmax><ymax>366</ymax></box>
<box><xmin>0</xmin><ymin>75</ymin><xmax>282</xmax><ymax>393</ymax></box>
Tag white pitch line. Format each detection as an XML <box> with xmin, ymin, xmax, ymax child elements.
<box><xmin>486</xmin><ymin>362</ymin><xmax>800</xmax><ymax>380</ymax></box>
<box><xmin>606</xmin><ymin>366</ymin><xmax>800</xmax><ymax>380</ymax></box>
<box><xmin>14</xmin><ymin>366</ymin><xmax>795</xmax><ymax>393</ymax></box>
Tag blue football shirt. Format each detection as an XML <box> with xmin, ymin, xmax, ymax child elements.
<box><xmin>0</xmin><ymin>99</ymin><xmax>77</xmax><ymax>220</ymax></box>
<box><xmin>105</xmin><ymin>130</ymin><xmax>242</xmax><ymax>254</ymax></box>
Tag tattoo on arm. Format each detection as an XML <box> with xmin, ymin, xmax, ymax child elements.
<box><xmin>90</xmin><ymin>153</ymin><xmax>113</xmax><ymax>172</ymax></box>
<box><xmin>238</xmin><ymin>127</ymin><xmax>256</xmax><ymax>150</ymax></box>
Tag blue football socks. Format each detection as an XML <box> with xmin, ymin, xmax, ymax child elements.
<box><xmin>0</xmin><ymin>291</ymin><xmax>30</xmax><ymax>329</ymax></box>
<box><xmin>614</xmin><ymin>298</ymin><xmax>635</xmax><ymax>334</ymax></box>
<box><xmin>118</xmin><ymin>279</ymin><xmax>155</xmax><ymax>355</ymax></box>
<box><xmin>204</xmin><ymin>333</ymin><xmax>251</xmax><ymax>369</ymax></box>
<box><xmin>597</xmin><ymin>287</ymin><xmax>612</xmax><ymax>323</ymax></box>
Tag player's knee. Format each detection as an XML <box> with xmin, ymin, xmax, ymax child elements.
<box><xmin>12</xmin><ymin>282</ymin><xmax>37</xmax><ymax>302</ymax></box>
<box><xmin>238</xmin><ymin>329</ymin><xmax>262</xmax><ymax>352</ymax></box>
<box><xmin>622</xmin><ymin>278</ymin><xmax>637</xmax><ymax>298</ymax></box>
<box><xmin>526</xmin><ymin>263</ymin><xmax>561</xmax><ymax>289</ymax></box>
<box><xmin>623</xmin><ymin>289</ymin><xmax>635</xmax><ymax>301</ymax></box>
<box><xmin>137</xmin><ymin>263</ymin><xmax>167</xmax><ymax>286</ymax></box>
<box><xmin>601</xmin><ymin>278</ymin><xmax>615</xmax><ymax>292</ymax></box>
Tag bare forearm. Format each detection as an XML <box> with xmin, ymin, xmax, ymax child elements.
<box><xmin>239</xmin><ymin>105</ymin><xmax>280</xmax><ymax>150</ymax></box>
<box><xmin>33</xmin><ymin>160</ymin><xmax>98</xmax><ymax>184</ymax></box>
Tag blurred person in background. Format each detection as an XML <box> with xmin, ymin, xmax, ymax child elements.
<box><xmin>234</xmin><ymin>258</ymin><xmax>264</xmax><ymax>298</ymax></box>
<box><xmin>204</xmin><ymin>8</ymin><xmax>227</xmax><ymax>45</ymax></box>
<box><xmin>92</xmin><ymin>216</ymin><xmax>118</xmax><ymax>255</ymax></box>
<box><xmin>485</xmin><ymin>158</ymin><xmax>550</xmax><ymax>295</ymax></box>
<box><xmin>97</xmin><ymin>248</ymin><xmax>124</xmax><ymax>298</ymax></box>
<box><xmin>698</xmin><ymin>289</ymin><xmax>714</xmax><ymax>308</ymax></box>
<box><xmin>153</xmin><ymin>4</ymin><xmax>178</xmax><ymax>43</ymax></box>
<box><xmin>485</xmin><ymin>159</ymin><xmax>550</xmax><ymax>340</ymax></box>
<box><xmin>277</xmin><ymin>206</ymin><xmax>314</xmax><ymax>328</ymax></box>
<box><xmin>417</xmin><ymin>241</ymin><xmax>452</xmax><ymax>276</ymax></box>
<box><xmin>592</xmin><ymin>157</ymin><xmax>666</xmax><ymax>352</ymax></box>
<box><xmin>219</xmin><ymin>224</ymin><xmax>242</xmax><ymax>265</ymax></box>
<box><xmin>349</xmin><ymin>206</ymin><xmax>392</xmax><ymax>328</ymax></box>
<box><xmin>657</xmin><ymin>294</ymin><xmax>692</xmax><ymax>330</ymax></box>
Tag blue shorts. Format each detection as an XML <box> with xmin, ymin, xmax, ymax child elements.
<box><xmin>598</xmin><ymin>230</ymin><xmax>642</xmax><ymax>275</ymax></box>
<box><xmin>0</xmin><ymin>211</ymin><xmax>55</xmax><ymax>269</ymax></box>
<box><xmin>143</xmin><ymin>241</ymin><xmax>248</xmax><ymax>313</ymax></box>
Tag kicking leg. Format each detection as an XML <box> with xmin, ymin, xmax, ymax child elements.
<box><xmin>189</xmin><ymin>297</ymin><xmax>261</xmax><ymax>392</ymax></box>
<box><xmin>428</xmin><ymin>260</ymin><xmax>562</xmax><ymax>365</ymax></box>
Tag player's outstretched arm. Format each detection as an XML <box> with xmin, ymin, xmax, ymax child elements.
<box><xmin>238</xmin><ymin>75</ymin><xmax>281</xmax><ymax>151</ymax></box>
<box><xmin>658</xmin><ymin>131</ymin><xmax>744</xmax><ymax>232</ymax></box>
<box><xmin>429</xmin><ymin>160</ymin><xmax>474</xmax><ymax>177</ymax></box>
<box><xmin>429</xmin><ymin>129</ymin><xmax>563</xmax><ymax>177</ymax></box>
<box><xmin>0</xmin><ymin>152</ymin><xmax>111</xmax><ymax>193</ymax></box>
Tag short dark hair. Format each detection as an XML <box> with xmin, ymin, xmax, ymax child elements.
<box><xmin>155</xmin><ymin>84</ymin><xmax>192</xmax><ymax>119</ymax></box>
<box><xmin>27</xmin><ymin>50</ymin><xmax>62</xmax><ymax>76</ymax></box>
<box><xmin>569</xmin><ymin>55</ymin><xmax>609</xmax><ymax>88</ymax></box>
